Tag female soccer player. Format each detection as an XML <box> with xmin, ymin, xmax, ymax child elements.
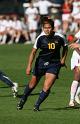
<box><xmin>69</xmin><ymin>30</ymin><xmax>80</xmax><ymax>107</ymax></box>
<box><xmin>17</xmin><ymin>17</ymin><xmax>68</xmax><ymax>111</ymax></box>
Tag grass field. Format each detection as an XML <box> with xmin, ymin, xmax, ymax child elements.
<box><xmin>0</xmin><ymin>44</ymin><xmax>80</xmax><ymax>124</ymax></box>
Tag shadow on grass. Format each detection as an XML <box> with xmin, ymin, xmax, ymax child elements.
<box><xmin>41</xmin><ymin>106</ymin><xmax>80</xmax><ymax>111</ymax></box>
<box><xmin>0</xmin><ymin>94</ymin><xmax>13</xmax><ymax>97</ymax></box>
<box><xmin>25</xmin><ymin>106</ymin><xmax>80</xmax><ymax>112</ymax></box>
<box><xmin>17</xmin><ymin>92</ymin><xmax>40</xmax><ymax>98</ymax></box>
<box><xmin>0</xmin><ymin>92</ymin><xmax>40</xmax><ymax>98</ymax></box>
<box><xmin>17</xmin><ymin>91</ymin><xmax>55</xmax><ymax>98</ymax></box>
<box><xmin>0</xmin><ymin>84</ymin><xmax>26</xmax><ymax>89</ymax></box>
<box><xmin>0</xmin><ymin>85</ymin><xmax>55</xmax><ymax>99</ymax></box>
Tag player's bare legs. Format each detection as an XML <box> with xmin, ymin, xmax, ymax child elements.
<box><xmin>69</xmin><ymin>67</ymin><xmax>80</xmax><ymax>106</ymax></box>
<box><xmin>17</xmin><ymin>75</ymin><xmax>41</xmax><ymax>110</ymax></box>
<box><xmin>74</xmin><ymin>68</ymin><xmax>80</xmax><ymax>104</ymax></box>
<box><xmin>34</xmin><ymin>73</ymin><xmax>56</xmax><ymax>111</ymax></box>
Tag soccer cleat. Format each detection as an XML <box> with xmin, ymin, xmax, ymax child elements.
<box><xmin>69</xmin><ymin>100</ymin><xmax>75</xmax><ymax>107</ymax></box>
<box><xmin>75</xmin><ymin>95</ymin><xmax>80</xmax><ymax>104</ymax></box>
<box><xmin>17</xmin><ymin>99</ymin><xmax>24</xmax><ymax>110</ymax></box>
<box><xmin>33</xmin><ymin>105</ymin><xmax>40</xmax><ymax>111</ymax></box>
<box><xmin>12</xmin><ymin>82</ymin><xmax>18</xmax><ymax>98</ymax></box>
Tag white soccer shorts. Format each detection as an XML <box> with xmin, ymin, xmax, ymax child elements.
<box><xmin>71</xmin><ymin>50</ymin><xmax>80</xmax><ymax>70</ymax></box>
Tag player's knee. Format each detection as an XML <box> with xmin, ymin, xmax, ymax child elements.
<box><xmin>29</xmin><ymin>78</ymin><xmax>37</xmax><ymax>89</ymax></box>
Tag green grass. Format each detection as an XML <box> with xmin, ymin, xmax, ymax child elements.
<box><xmin>0</xmin><ymin>44</ymin><xmax>80</xmax><ymax>124</ymax></box>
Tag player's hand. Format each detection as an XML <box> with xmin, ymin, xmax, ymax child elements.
<box><xmin>26</xmin><ymin>66</ymin><xmax>31</xmax><ymax>75</ymax></box>
<box><xmin>60</xmin><ymin>59</ymin><xmax>67</xmax><ymax>68</ymax></box>
<box><xmin>69</xmin><ymin>43</ymin><xmax>80</xmax><ymax>49</ymax></box>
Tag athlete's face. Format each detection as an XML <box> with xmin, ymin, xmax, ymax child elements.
<box><xmin>43</xmin><ymin>23</ymin><xmax>53</xmax><ymax>35</ymax></box>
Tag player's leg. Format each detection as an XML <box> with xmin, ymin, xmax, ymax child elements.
<box><xmin>0</xmin><ymin>71</ymin><xmax>14</xmax><ymax>87</ymax></box>
<box><xmin>0</xmin><ymin>34</ymin><xmax>3</xmax><ymax>43</ymax></box>
<box><xmin>75</xmin><ymin>84</ymin><xmax>80</xmax><ymax>104</ymax></box>
<box><xmin>0</xmin><ymin>71</ymin><xmax>18</xmax><ymax>97</ymax></box>
<box><xmin>0</xmin><ymin>34</ymin><xmax>7</xmax><ymax>44</ymax></box>
<box><xmin>34</xmin><ymin>73</ymin><xmax>56</xmax><ymax>111</ymax></box>
<box><xmin>34</xmin><ymin>62</ymin><xmax>61</xmax><ymax>111</ymax></box>
<box><xmin>17</xmin><ymin>75</ymin><xmax>41</xmax><ymax>110</ymax></box>
<box><xmin>74</xmin><ymin>63</ymin><xmax>80</xmax><ymax>104</ymax></box>
<box><xmin>8</xmin><ymin>29</ymin><xmax>15</xmax><ymax>44</ymax></box>
<box><xmin>75</xmin><ymin>73</ymin><xmax>80</xmax><ymax>104</ymax></box>
<box><xmin>69</xmin><ymin>67</ymin><xmax>80</xmax><ymax>106</ymax></box>
<box><xmin>15</xmin><ymin>30</ymin><xmax>21</xmax><ymax>43</ymax></box>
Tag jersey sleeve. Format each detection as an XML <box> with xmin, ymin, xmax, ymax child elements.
<box><xmin>33</xmin><ymin>36</ymin><xmax>39</xmax><ymax>49</ymax></box>
<box><xmin>75</xmin><ymin>30</ymin><xmax>80</xmax><ymax>39</ymax></box>
<box><xmin>55</xmin><ymin>32</ymin><xmax>68</xmax><ymax>46</ymax></box>
<box><xmin>33</xmin><ymin>31</ymin><xmax>45</xmax><ymax>49</ymax></box>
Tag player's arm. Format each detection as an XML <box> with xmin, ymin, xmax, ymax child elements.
<box><xmin>58</xmin><ymin>34</ymin><xmax>68</xmax><ymax>66</ymax></box>
<box><xmin>69</xmin><ymin>43</ymin><xmax>80</xmax><ymax>49</ymax></box>
<box><xmin>26</xmin><ymin>48</ymin><xmax>37</xmax><ymax>75</ymax></box>
<box><xmin>61</xmin><ymin>45</ymin><xmax>68</xmax><ymax>66</ymax></box>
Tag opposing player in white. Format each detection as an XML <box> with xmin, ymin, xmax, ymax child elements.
<box><xmin>24</xmin><ymin>2</ymin><xmax>39</xmax><ymax>43</ymax></box>
<box><xmin>69</xmin><ymin>30</ymin><xmax>80</xmax><ymax>107</ymax></box>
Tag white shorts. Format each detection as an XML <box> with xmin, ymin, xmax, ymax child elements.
<box><xmin>28</xmin><ymin>20</ymin><xmax>37</xmax><ymax>30</ymax></box>
<box><xmin>62</xmin><ymin>14</ymin><xmax>71</xmax><ymax>21</ymax></box>
<box><xmin>71</xmin><ymin>50</ymin><xmax>80</xmax><ymax>70</ymax></box>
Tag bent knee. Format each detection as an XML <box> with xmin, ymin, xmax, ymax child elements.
<box><xmin>29</xmin><ymin>76</ymin><xmax>37</xmax><ymax>88</ymax></box>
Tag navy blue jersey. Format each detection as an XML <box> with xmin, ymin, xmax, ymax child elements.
<box><xmin>33</xmin><ymin>31</ymin><xmax>68</xmax><ymax>63</ymax></box>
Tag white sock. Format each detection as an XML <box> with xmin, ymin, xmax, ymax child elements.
<box><xmin>0</xmin><ymin>35</ymin><xmax>2</xmax><ymax>41</ymax></box>
<box><xmin>30</xmin><ymin>32</ymin><xmax>36</xmax><ymax>42</ymax></box>
<box><xmin>70</xmin><ymin>80</ymin><xmax>79</xmax><ymax>100</ymax></box>
<box><xmin>75</xmin><ymin>85</ymin><xmax>80</xmax><ymax>96</ymax></box>
<box><xmin>1</xmin><ymin>35</ymin><xmax>7</xmax><ymax>44</ymax></box>
<box><xmin>15</xmin><ymin>37</ymin><xmax>20</xmax><ymax>43</ymax></box>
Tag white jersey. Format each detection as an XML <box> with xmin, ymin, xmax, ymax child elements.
<box><xmin>71</xmin><ymin>1</ymin><xmax>80</xmax><ymax>19</ymax></box>
<box><xmin>72</xmin><ymin>1</ymin><xmax>80</xmax><ymax>15</ymax></box>
<box><xmin>12</xmin><ymin>20</ymin><xmax>22</xmax><ymax>30</ymax></box>
<box><xmin>3</xmin><ymin>19</ymin><xmax>13</xmax><ymax>31</ymax></box>
<box><xmin>75</xmin><ymin>30</ymin><xmax>80</xmax><ymax>39</ymax></box>
<box><xmin>0</xmin><ymin>19</ymin><xmax>6</xmax><ymax>32</ymax></box>
<box><xmin>71</xmin><ymin>30</ymin><xmax>80</xmax><ymax>70</ymax></box>
<box><xmin>25</xmin><ymin>7</ymin><xmax>38</xmax><ymax>30</ymax></box>
<box><xmin>34</xmin><ymin>0</ymin><xmax>52</xmax><ymax>15</ymax></box>
<box><xmin>25</xmin><ymin>7</ymin><xmax>38</xmax><ymax>21</ymax></box>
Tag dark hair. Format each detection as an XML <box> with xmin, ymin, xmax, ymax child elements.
<box><xmin>41</xmin><ymin>16</ymin><xmax>54</xmax><ymax>29</ymax></box>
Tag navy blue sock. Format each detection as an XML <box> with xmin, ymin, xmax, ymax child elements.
<box><xmin>35</xmin><ymin>90</ymin><xmax>50</xmax><ymax>108</ymax></box>
<box><xmin>21</xmin><ymin>84</ymin><xmax>34</xmax><ymax>103</ymax></box>
<box><xmin>0</xmin><ymin>71</ymin><xmax>14</xmax><ymax>87</ymax></box>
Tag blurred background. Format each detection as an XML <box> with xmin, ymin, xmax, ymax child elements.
<box><xmin>0</xmin><ymin>0</ymin><xmax>80</xmax><ymax>44</ymax></box>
